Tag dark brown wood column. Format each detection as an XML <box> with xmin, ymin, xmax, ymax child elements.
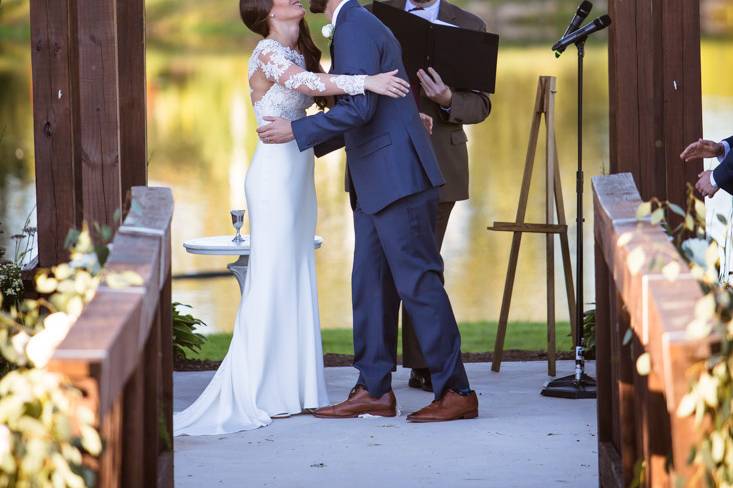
<box><xmin>30</xmin><ymin>0</ymin><xmax>82</xmax><ymax>266</ymax></box>
<box><xmin>608</xmin><ymin>0</ymin><xmax>702</xmax><ymax>204</ymax></box>
<box><xmin>75</xmin><ymin>0</ymin><xmax>123</xmax><ymax>228</ymax></box>
<box><xmin>117</xmin><ymin>0</ymin><xmax>149</xmax><ymax>197</ymax></box>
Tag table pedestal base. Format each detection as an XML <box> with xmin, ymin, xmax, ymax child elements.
<box><xmin>227</xmin><ymin>255</ymin><xmax>250</xmax><ymax>294</ymax></box>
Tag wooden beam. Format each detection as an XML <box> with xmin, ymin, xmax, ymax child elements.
<box><xmin>75</xmin><ymin>0</ymin><xmax>123</xmax><ymax>229</ymax></box>
<box><xmin>608</xmin><ymin>0</ymin><xmax>702</xmax><ymax>204</ymax></box>
<box><xmin>608</xmin><ymin>0</ymin><xmax>641</xmax><ymax>183</ymax></box>
<box><xmin>29</xmin><ymin>0</ymin><xmax>82</xmax><ymax>266</ymax></box>
<box><xmin>663</xmin><ymin>0</ymin><xmax>703</xmax><ymax>206</ymax></box>
<box><xmin>116</xmin><ymin>0</ymin><xmax>148</xmax><ymax>197</ymax></box>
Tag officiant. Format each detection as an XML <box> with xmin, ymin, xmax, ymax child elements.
<box><xmin>368</xmin><ymin>0</ymin><xmax>492</xmax><ymax>392</ymax></box>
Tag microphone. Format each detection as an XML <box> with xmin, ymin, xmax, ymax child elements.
<box><xmin>552</xmin><ymin>15</ymin><xmax>612</xmax><ymax>54</ymax></box>
<box><xmin>558</xmin><ymin>1</ymin><xmax>593</xmax><ymax>53</ymax></box>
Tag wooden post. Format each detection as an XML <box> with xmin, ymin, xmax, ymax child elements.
<box><xmin>75</xmin><ymin>0</ymin><xmax>123</xmax><ymax>229</ymax></box>
<box><xmin>116</xmin><ymin>0</ymin><xmax>148</xmax><ymax>197</ymax></box>
<box><xmin>29</xmin><ymin>0</ymin><xmax>82</xmax><ymax>266</ymax></box>
<box><xmin>608</xmin><ymin>0</ymin><xmax>702</xmax><ymax>204</ymax></box>
<box><xmin>158</xmin><ymin>273</ymin><xmax>174</xmax><ymax>488</ymax></box>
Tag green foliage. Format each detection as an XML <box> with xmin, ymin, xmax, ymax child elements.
<box><xmin>189</xmin><ymin>321</ymin><xmax>574</xmax><ymax>362</ymax></box>
<box><xmin>0</xmin><ymin>369</ymin><xmax>101</xmax><ymax>487</ymax></box>
<box><xmin>637</xmin><ymin>186</ymin><xmax>733</xmax><ymax>485</ymax></box>
<box><xmin>583</xmin><ymin>308</ymin><xmax>596</xmax><ymax>359</ymax></box>
<box><xmin>0</xmin><ymin>219</ymin><xmax>142</xmax><ymax>487</ymax></box>
<box><xmin>0</xmin><ymin>208</ymin><xmax>37</xmax><ymax>311</ymax></box>
<box><xmin>172</xmin><ymin>303</ymin><xmax>207</xmax><ymax>360</ymax></box>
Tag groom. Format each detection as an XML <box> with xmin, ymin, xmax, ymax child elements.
<box><xmin>256</xmin><ymin>0</ymin><xmax>477</xmax><ymax>422</ymax></box>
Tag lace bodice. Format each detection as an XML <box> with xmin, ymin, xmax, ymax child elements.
<box><xmin>248</xmin><ymin>39</ymin><xmax>367</xmax><ymax>126</ymax></box>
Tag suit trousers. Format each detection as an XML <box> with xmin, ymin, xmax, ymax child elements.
<box><xmin>401</xmin><ymin>201</ymin><xmax>455</xmax><ymax>369</ymax></box>
<box><xmin>352</xmin><ymin>189</ymin><xmax>468</xmax><ymax>399</ymax></box>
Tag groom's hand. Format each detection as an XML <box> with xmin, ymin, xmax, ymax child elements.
<box><xmin>257</xmin><ymin>116</ymin><xmax>294</xmax><ymax>144</ymax></box>
<box><xmin>417</xmin><ymin>67</ymin><xmax>452</xmax><ymax>108</ymax></box>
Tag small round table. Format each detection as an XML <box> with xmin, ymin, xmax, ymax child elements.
<box><xmin>183</xmin><ymin>235</ymin><xmax>324</xmax><ymax>294</ymax></box>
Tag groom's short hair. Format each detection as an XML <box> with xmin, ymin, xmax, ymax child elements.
<box><xmin>309</xmin><ymin>0</ymin><xmax>327</xmax><ymax>13</ymax></box>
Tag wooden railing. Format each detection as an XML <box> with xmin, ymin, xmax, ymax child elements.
<box><xmin>48</xmin><ymin>187</ymin><xmax>174</xmax><ymax>487</ymax></box>
<box><xmin>594</xmin><ymin>173</ymin><xmax>711</xmax><ymax>487</ymax></box>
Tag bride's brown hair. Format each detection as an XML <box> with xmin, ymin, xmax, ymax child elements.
<box><xmin>240</xmin><ymin>0</ymin><xmax>327</xmax><ymax>109</ymax></box>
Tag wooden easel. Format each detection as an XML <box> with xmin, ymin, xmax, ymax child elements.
<box><xmin>488</xmin><ymin>76</ymin><xmax>577</xmax><ymax>377</ymax></box>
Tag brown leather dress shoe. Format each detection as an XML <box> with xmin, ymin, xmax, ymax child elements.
<box><xmin>313</xmin><ymin>385</ymin><xmax>397</xmax><ymax>419</ymax></box>
<box><xmin>406</xmin><ymin>390</ymin><xmax>478</xmax><ymax>423</ymax></box>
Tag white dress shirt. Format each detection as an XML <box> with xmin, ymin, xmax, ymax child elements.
<box><xmin>404</xmin><ymin>0</ymin><xmax>442</xmax><ymax>22</ymax></box>
<box><xmin>711</xmin><ymin>140</ymin><xmax>731</xmax><ymax>188</ymax></box>
<box><xmin>332</xmin><ymin>0</ymin><xmax>350</xmax><ymax>26</ymax></box>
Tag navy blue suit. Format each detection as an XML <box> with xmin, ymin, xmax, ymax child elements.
<box><xmin>292</xmin><ymin>0</ymin><xmax>469</xmax><ymax>398</ymax></box>
<box><xmin>713</xmin><ymin>136</ymin><xmax>733</xmax><ymax>195</ymax></box>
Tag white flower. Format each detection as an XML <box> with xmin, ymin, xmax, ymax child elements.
<box><xmin>681</xmin><ymin>237</ymin><xmax>711</xmax><ymax>268</ymax></box>
<box><xmin>322</xmin><ymin>23</ymin><xmax>334</xmax><ymax>39</ymax></box>
<box><xmin>44</xmin><ymin>312</ymin><xmax>73</xmax><ymax>343</ymax></box>
<box><xmin>26</xmin><ymin>312</ymin><xmax>74</xmax><ymax>368</ymax></box>
<box><xmin>26</xmin><ymin>331</ymin><xmax>57</xmax><ymax>368</ymax></box>
<box><xmin>0</xmin><ymin>424</ymin><xmax>11</xmax><ymax>457</ymax></box>
<box><xmin>10</xmin><ymin>331</ymin><xmax>30</xmax><ymax>357</ymax></box>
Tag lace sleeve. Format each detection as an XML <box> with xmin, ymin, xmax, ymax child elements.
<box><xmin>255</xmin><ymin>43</ymin><xmax>366</xmax><ymax>97</ymax></box>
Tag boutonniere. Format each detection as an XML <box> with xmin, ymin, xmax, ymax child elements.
<box><xmin>322</xmin><ymin>23</ymin><xmax>334</xmax><ymax>40</ymax></box>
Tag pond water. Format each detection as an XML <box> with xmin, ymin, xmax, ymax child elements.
<box><xmin>1</xmin><ymin>31</ymin><xmax>732</xmax><ymax>333</ymax></box>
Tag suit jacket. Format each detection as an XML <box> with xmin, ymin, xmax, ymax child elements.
<box><xmin>291</xmin><ymin>0</ymin><xmax>443</xmax><ymax>215</ymax></box>
<box><xmin>714</xmin><ymin>135</ymin><xmax>733</xmax><ymax>195</ymax></box>
<box><xmin>367</xmin><ymin>0</ymin><xmax>492</xmax><ymax>202</ymax></box>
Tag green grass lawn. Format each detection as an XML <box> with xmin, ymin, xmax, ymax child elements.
<box><xmin>189</xmin><ymin>321</ymin><xmax>572</xmax><ymax>361</ymax></box>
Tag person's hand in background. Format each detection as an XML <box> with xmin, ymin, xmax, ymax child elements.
<box><xmin>695</xmin><ymin>170</ymin><xmax>719</xmax><ymax>198</ymax></box>
<box><xmin>681</xmin><ymin>139</ymin><xmax>725</xmax><ymax>162</ymax></box>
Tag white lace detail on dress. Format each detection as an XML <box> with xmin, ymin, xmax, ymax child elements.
<box><xmin>284</xmin><ymin>71</ymin><xmax>327</xmax><ymax>93</ymax></box>
<box><xmin>248</xmin><ymin>39</ymin><xmax>313</xmax><ymax>125</ymax></box>
<box><xmin>333</xmin><ymin>74</ymin><xmax>367</xmax><ymax>96</ymax></box>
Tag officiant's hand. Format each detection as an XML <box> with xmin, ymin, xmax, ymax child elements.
<box><xmin>257</xmin><ymin>116</ymin><xmax>294</xmax><ymax>144</ymax></box>
<box><xmin>417</xmin><ymin>67</ymin><xmax>452</xmax><ymax>108</ymax></box>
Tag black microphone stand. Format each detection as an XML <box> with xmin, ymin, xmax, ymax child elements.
<box><xmin>541</xmin><ymin>39</ymin><xmax>597</xmax><ymax>399</ymax></box>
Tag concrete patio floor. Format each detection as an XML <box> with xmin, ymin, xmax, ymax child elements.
<box><xmin>174</xmin><ymin>361</ymin><xmax>598</xmax><ymax>488</ymax></box>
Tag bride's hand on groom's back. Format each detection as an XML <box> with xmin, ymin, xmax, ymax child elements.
<box><xmin>365</xmin><ymin>70</ymin><xmax>411</xmax><ymax>98</ymax></box>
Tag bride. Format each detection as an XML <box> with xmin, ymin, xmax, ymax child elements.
<box><xmin>173</xmin><ymin>0</ymin><xmax>412</xmax><ymax>436</ymax></box>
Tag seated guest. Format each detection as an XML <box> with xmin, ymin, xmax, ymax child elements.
<box><xmin>681</xmin><ymin>136</ymin><xmax>733</xmax><ymax>197</ymax></box>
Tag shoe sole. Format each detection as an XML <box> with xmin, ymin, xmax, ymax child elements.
<box><xmin>313</xmin><ymin>411</ymin><xmax>397</xmax><ymax>419</ymax></box>
<box><xmin>406</xmin><ymin>410</ymin><xmax>478</xmax><ymax>423</ymax></box>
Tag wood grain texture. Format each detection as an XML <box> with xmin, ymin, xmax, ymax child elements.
<box><xmin>592</xmin><ymin>173</ymin><xmax>710</xmax><ymax>486</ymax></box>
<box><xmin>608</xmin><ymin>0</ymin><xmax>702</xmax><ymax>205</ymax></box>
<box><xmin>47</xmin><ymin>187</ymin><xmax>174</xmax><ymax>487</ymax></box>
<box><xmin>29</xmin><ymin>0</ymin><xmax>82</xmax><ymax>266</ymax></box>
<box><xmin>116</xmin><ymin>0</ymin><xmax>148</xmax><ymax>196</ymax></box>
<box><xmin>75</xmin><ymin>0</ymin><xmax>123</xmax><ymax>228</ymax></box>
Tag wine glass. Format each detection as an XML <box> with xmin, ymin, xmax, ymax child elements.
<box><xmin>231</xmin><ymin>210</ymin><xmax>245</xmax><ymax>244</ymax></box>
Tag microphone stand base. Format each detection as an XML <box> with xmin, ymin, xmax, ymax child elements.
<box><xmin>541</xmin><ymin>373</ymin><xmax>597</xmax><ymax>399</ymax></box>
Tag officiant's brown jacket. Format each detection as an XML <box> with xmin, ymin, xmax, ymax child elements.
<box><xmin>367</xmin><ymin>0</ymin><xmax>492</xmax><ymax>202</ymax></box>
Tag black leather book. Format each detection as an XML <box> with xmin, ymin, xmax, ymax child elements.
<box><xmin>373</xmin><ymin>1</ymin><xmax>499</xmax><ymax>93</ymax></box>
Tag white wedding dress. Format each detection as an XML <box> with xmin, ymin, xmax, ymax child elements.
<box><xmin>174</xmin><ymin>39</ymin><xmax>367</xmax><ymax>436</ymax></box>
